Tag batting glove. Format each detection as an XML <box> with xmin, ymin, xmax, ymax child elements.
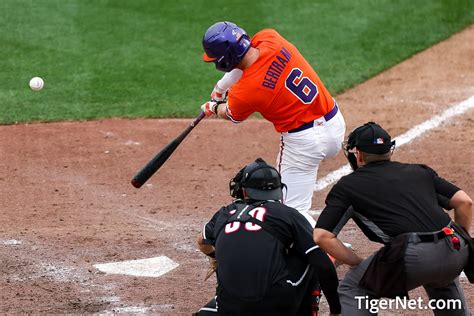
<box><xmin>201</xmin><ymin>101</ymin><xmax>218</xmax><ymax>117</ymax></box>
<box><xmin>210</xmin><ymin>84</ymin><xmax>228</xmax><ymax>102</ymax></box>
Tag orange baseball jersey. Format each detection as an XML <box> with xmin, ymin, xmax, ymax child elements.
<box><xmin>227</xmin><ymin>29</ymin><xmax>335</xmax><ymax>133</ymax></box>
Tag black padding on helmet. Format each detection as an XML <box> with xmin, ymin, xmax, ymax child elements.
<box><xmin>229</xmin><ymin>158</ymin><xmax>284</xmax><ymax>201</ymax></box>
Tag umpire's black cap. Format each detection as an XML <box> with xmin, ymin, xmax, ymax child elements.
<box><xmin>347</xmin><ymin>122</ymin><xmax>395</xmax><ymax>154</ymax></box>
<box><xmin>241</xmin><ymin>158</ymin><xmax>283</xmax><ymax>201</ymax></box>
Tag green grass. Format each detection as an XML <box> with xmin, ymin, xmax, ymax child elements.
<box><xmin>1</xmin><ymin>0</ymin><xmax>473</xmax><ymax>124</ymax></box>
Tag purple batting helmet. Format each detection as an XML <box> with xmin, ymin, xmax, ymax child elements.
<box><xmin>202</xmin><ymin>21</ymin><xmax>251</xmax><ymax>72</ymax></box>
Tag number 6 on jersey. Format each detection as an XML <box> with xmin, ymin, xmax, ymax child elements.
<box><xmin>285</xmin><ymin>68</ymin><xmax>318</xmax><ymax>104</ymax></box>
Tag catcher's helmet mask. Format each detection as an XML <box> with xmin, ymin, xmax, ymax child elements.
<box><xmin>343</xmin><ymin>122</ymin><xmax>395</xmax><ymax>170</ymax></box>
<box><xmin>202</xmin><ymin>21</ymin><xmax>251</xmax><ymax>72</ymax></box>
<box><xmin>229</xmin><ymin>158</ymin><xmax>286</xmax><ymax>201</ymax></box>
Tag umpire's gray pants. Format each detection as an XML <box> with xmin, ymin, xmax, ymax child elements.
<box><xmin>339</xmin><ymin>234</ymin><xmax>471</xmax><ymax>315</ymax></box>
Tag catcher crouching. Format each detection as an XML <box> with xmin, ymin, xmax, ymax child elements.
<box><xmin>195</xmin><ymin>158</ymin><xmax>341</xmax><ymax>315</ymax></box>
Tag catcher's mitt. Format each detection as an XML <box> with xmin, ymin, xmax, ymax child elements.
<box><xmin>204</xmin><ymin>257</ymin><xmax>218</xmax><ymax>281</ymax></box>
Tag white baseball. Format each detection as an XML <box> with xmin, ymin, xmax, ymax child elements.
<box><xmin>29</xmin><ymin>77</ymin><xmax>44</xmax><ymax>91</ymax></box>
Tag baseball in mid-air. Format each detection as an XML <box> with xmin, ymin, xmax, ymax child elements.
<box><xmin>29</xmin><ymin>77</ymin><xmax>44</xmax><ymax>91</ymax></box>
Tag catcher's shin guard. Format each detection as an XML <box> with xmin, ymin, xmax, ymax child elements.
<box><xmin>311</xmin><ymin>288</ymin><xmax>322</xmax><ymax>316</ymax></box>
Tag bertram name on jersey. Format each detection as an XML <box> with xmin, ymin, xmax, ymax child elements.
<box><xmin>262</xmin><ymin>47</ymin><xmax>292</xmax><ymax>89</ymax></box>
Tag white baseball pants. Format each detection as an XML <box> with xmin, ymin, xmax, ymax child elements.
<box><xmin>277</xmin><ymin>110</ymin><xmax>346</xmax><ymax>226</ymax></box>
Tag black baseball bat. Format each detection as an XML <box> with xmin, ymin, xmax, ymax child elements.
<box><xmin>131</xmin><ymin>111</ymin><xmax>206</xmax><ymax>188</ymax></box>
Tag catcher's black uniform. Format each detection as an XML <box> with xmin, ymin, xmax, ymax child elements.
<box><xmin>200</xmin><ymin>199</ymin><xmax>340</xmax><ymax>315</ymax></box>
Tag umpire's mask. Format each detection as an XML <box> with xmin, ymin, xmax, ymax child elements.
<box><xmin>229</xmin><ymin>158</ymin><xmax>285</xmax><ymax>201</ymax></box>
<box><xmin>343</xmin><ymin>122</ymin><xmax>395</xmax><ymax>170</ymax></box>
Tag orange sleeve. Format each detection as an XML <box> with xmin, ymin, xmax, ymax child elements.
<box><xmin>226</xmin><ymin>93</ymin><xmax>255</xmax><ymax>123</ymax></box>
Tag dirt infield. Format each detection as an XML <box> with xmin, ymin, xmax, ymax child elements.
<box><xmin>1</xmin><ymin>25</ymin><xmax>473</xmax><ymax>315</ymax></box>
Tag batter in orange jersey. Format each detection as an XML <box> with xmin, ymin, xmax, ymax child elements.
<box><xmin>227</xmin><ymin>29</ymin><xmax>335</xmax><ymax>133</ymax></box>
<box><xmin>201</xmin><ymin>22</ymin><xmax>346</xmax><ymax>226</ymax></box>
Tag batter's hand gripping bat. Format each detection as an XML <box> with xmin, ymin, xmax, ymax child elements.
<box><xmin>131</xmin><ymin>111</ymin><xmax>206</xmax><ymax>188</ymax></box>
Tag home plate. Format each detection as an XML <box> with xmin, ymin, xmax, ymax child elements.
<box><xmin>93</xmin><ymin>256</ymin><xmax>179</xmax><ymax>277</ymax></box>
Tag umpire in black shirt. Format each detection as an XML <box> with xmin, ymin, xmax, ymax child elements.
<box><xmin>314</xmin><ymin>122</ymin><xmax>473</xmax><ymax>315</ymax></box>
<box><xmin>196</xmin><ymin>158</ymin><xmax>341</xmax><ymax>315</ymax></box>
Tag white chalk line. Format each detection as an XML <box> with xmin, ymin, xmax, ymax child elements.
<box><xmin>93</xmin><ymin>256</ymin><xmax>179</xmax><ymax>278</ymax></box>
<box><xmin>100</xmin><ymin>304</ymin><xmax>174</xmax><ymax>315</ymax></box>
<box><xmin>0</xmin><ymin>239</ymin><xmax>22</xmax><ymax>245</ymax></box>
<box><xmin>314</xmin><ymin>95</ymin><xmax>474</xmax><ymax>192</ymax></box>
